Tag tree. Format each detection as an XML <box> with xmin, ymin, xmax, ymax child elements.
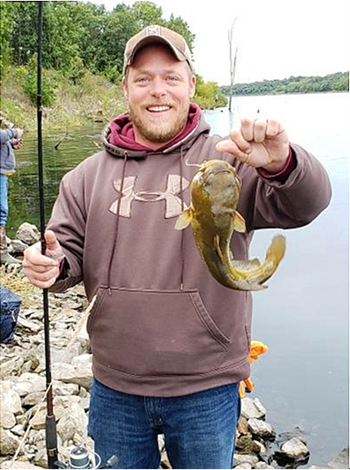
<box><xmin>131</xmin><ymin>1</ymin><xmax>164</xmax><ymax>29</ymax></box>
<box><xmin>228</xmin><ymin>17</ymin><xmax>238</xmax><ymax>112</ymax></box>
<box><xmin>166</xmin><ymin>14</ymin><xmax>195</xmax><ymax>53</ymax></box>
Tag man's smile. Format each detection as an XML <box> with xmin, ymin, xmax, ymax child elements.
<box><xmin>146</xmin><ymin>105</ymin><xmax>172</xmax><ymax>113</ymax></box>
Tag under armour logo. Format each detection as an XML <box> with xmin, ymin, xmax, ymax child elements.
<box><xmin>109</xmin><ymin>174</ymin><xmax>190</xmax><ymax>219</ymax></box>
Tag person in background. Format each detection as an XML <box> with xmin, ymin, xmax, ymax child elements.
<box><xmin>23</xmin><ymin>25</ymin><xmax>331</xmax><ymax>469</ymax></box>
<box><xmin>0</xmin><ymin>125</ymin><xmax>23</xmax><ymax>265</ymax></box>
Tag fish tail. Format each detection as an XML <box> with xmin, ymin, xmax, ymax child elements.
<box><xmin>238</xmin><ymin>235</ymin><xmax>286</xmax><ymax>289</ymax></box>
<box><xmin>266</xmin><ymin>234</ymin><xmax>286</xmax><ymax>265</ymax></box>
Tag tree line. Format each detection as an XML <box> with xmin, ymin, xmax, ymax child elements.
<box><xmin>1</xmin><ymin>1</ymin><xmax>226</xmax><ymax>110</ymax></box>
<box><xmin>221</xmin><ymin>72</ymin><xmax>349</xmax><ymax>96</ymax></box>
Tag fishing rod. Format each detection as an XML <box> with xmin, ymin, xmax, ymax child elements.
<box><xmin>36</xmin><ymin>4</ymin><xmax>116</xmax><ymax>468</ymax></box>
<box><xmin>36</xmin><ymin>2</ymin><xmax>59</xmax><ymax>469</ymax></box>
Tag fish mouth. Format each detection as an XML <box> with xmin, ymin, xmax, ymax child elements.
<box><xmin>213</xmin><ymin>169</ymin><xmax>233</xmax><ymax>176</ymax></box>
<box><xmin>202</xmin><ymin>168</ymin><xmax>234</xmax><ymax>185</ymax></box>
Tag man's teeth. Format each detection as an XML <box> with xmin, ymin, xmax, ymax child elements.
<box><xmin>148</xmin><ymin>106</ymin><xmax>170</xmax><ymax>112</ymax></box>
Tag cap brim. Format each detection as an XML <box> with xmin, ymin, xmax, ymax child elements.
<box><xmin>124</xmin><ymin>36</ymin><xmax>191</xmax><ymax>74</ymax></box>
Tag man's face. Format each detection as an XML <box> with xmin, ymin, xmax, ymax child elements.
<box><xmin>123</xmin><ymin>44</ymin><xmax>196</xmax><ymax>149</ymax></box>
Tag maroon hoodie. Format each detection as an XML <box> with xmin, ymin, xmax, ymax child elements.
<box><xmin>48</xmin><ymin>105</ymin><xmax>331</xmax><ymax>397</ymax></box>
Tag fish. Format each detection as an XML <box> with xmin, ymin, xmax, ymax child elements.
<box><xmin>175</xmin><ymin>159</ymin><xmax>286</xmax><ymax>291</ymax></box>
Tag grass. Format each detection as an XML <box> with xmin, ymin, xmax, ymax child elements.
<box><xmin>1</xmin><ymin>67</ymin><xmax>127</xmax><ymax>131</ymax></box>
<box><xmin>0</xmin><ymin>266</ymin><xmax>41</xmax><ymax>309</ymax></box>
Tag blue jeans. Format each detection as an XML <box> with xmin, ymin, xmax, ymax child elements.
<box><xmin>0</xmin><ymin>174</ymin><xmax>9</xmax><ymax>226</ymax></box>
<box><xmin>88</xmin><ymin>379</ymin><xmax>241</xmax><ymax>469</ymax></box>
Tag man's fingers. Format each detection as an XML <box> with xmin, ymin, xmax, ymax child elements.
<box><xmin>266</xmin><ymin>119</ymin><xmax>283</xmax><ymax>138</ymax></box>
<box><xmin>28</xmin><ymin>266</ymin><xmax>59</xmax><ymax>283</ymax></box>
<box><xmin>240</xmin><ymin>118</ymin><xmax>254</xmax><ymax>142</ymax></box>
<box><xmin>25</xmin><ymin>275</ymin><xmax>58</xmax><ymax>289</ymax></box>
<box><xmin>229</xmin><ymin>127</ymin><xmax>252</xmax><ymax>154</ymax></box>
<box><xmin>23</xmin><ymin>260</ymin><xmax>58</xmax><ymax>273</ymax></box>
<box><xmin>253</xmin><ymin>120</ymin><xmax>268</xmax><ymax>143</ymax></box>
<box><xmin>216</xmin><ymin>139</ymin><xmax>250</xmax><ymax>161</ymax></box>
<box><xmin>23</xmin><ymin>245</ymin><xmax>59</xmax><ymax>268</ymax></box>
<box><xmin>23</xmin><ymin>264</ymin><xmax>59</xmax><ymax>289</ymax></box>
<box><xmin>44</xmin><ymin>230</ymin><xmax>61</xmax><ymax>251</ymax></box>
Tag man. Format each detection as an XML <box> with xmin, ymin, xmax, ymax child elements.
<box><xmin>23</xmin><ymin>25</ymin><xmax>331</xmax><ymax>469</ymax></box>
<box><xmin>1</xmin><ymin>125</ymin><xmax>23</xmax><ymax>265</ymax></box>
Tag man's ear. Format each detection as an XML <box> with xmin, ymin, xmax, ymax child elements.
<box><xmin>189</xmin><ymin>74</ymin><xmax>196</xmax><ymax>99</ymax></box>
<box><xmin>122</xmin><ymin>77</ymin><xmax>128</xmax><ymax>99</ymax></box>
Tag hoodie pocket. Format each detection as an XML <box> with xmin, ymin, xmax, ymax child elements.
<box><xmin>87</xmin><ymin>287</ymin><xmax>230</xmax><ymax>377</ymax></box>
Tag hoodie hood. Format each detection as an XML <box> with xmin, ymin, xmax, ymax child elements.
<box><xmin>102</xmin><ymin>103</ymin><xmax>210</xmax><ymax>157</ymax></box>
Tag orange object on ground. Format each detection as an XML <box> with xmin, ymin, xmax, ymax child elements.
<box><xmin>239</xmin><ymin>341</ymin><xmax>268</xmax><ymax>398</ymax></box>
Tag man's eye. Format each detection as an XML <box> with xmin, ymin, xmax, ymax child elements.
<box><xmin>136</xmin><ymin>77</ymin><xmax>149</xmax><ymax>84</ymax></box>
<box><xmin>167</xmin><ymin>75</ymin><xmax>180</xmax><ymax>83</ymax></box>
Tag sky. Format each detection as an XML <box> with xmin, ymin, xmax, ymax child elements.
<box><xmin>85</xmin><ymin>0</ymin><xmax>350</xmax><ymax>86</ymax></box>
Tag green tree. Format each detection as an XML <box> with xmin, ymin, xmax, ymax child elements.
<box><xmin>166</xmin><ymin>14</ymin><xmax>195</xmax><ymax>53</ymax></box>
<box><xmin>131</xmin><ymin>1</ymin><xmax>164</xmax><ymax>29</ymax></box>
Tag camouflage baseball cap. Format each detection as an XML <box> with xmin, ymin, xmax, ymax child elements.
<box><xmin>123</xmin><ymin>24</ymin><xmax>194</xmax><ymax>75</ymax></box>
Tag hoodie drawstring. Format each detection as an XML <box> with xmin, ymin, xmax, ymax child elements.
<box><xmin>180</xmin><ymin>147</ymin><xmax>185</xmax><ymax>292</ymax></box>
<box><xmin>107</xmin><ymin>151</ymin><xmax>128</xmax><ymax>293</ymax></box>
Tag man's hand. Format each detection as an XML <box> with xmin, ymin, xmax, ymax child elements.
<box><xmin>216</xmin><ymin>118</ymin><xmax>290</xmax><ymax>173</ymax></box>
<box><xmin>12</xmin><ymin>140</ymin><xmax>23</xmax><ymax>150</ymax></box>
<box><xmin>23</xmin><ymin>230</ymin><xmax>65</xmax><ymax>289</ymax></box>
<box><xmin>16</xmin><ymin>128</ymin><xmax>24</xmax><ymax>139</ymax></box>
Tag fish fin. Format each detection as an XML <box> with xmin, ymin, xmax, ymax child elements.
<box><xmin>175</xmin><ymin>207</ymin><xmax>193</xmax><ymax>230</ymax></box>
<box><xmin>233</xmin><ymin>211</ymin><xmax>246</xmax><ymax>233</ymax></box>
<box><xmin>214</xmin><ymin>234</ymin><xmax>225</xmax><ymax>264</ymax></box>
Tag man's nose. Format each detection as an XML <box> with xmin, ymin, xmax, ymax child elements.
<box><xmin>150</xmin><ymin>77</ymin><xmax>167</xmax><ymax>97</ymax></box>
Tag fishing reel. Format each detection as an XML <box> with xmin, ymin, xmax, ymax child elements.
<box><xmin>55</xmin><ymin>445</ymin><xmax>118</xmax><ymax>469</ymax></box>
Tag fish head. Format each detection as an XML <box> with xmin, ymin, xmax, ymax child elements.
<box><xmin>192</xmin><ymin>160</ymin><xmax>242</xmax><ymax>209</ymax></box>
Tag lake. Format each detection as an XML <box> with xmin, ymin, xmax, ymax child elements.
<box><xmin>8</xmin><ymin>92</ymin><xmax>349</xmax><ymax>467</ymax></box>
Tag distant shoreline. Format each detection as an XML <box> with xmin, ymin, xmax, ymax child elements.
<box><xmin>220</xmin><ymin>72</ymin><xmax>349</xmax><ymax>97</ymax></box>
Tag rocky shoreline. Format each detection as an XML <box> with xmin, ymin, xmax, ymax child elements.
<box><xmin>0</xmin><ymin>223</ymin><xmax>348</xmax><ymax>469</ymax></box>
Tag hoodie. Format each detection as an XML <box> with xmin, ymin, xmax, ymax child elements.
<box><xmin>48</xmin><ymin>105</ymin><xmax>331</xmax><ymax>397</ymax></box>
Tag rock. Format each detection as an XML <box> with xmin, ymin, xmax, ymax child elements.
<box><xmin>16</xmin><ymin>316</ymin><xmax>42</xmax><ymax>334</ymax></box>
<box><xmin>253</xmin><ymin>439</ymin><xmax>266</xmax><ymax>455</ymax></box>
<box><xmin>0</xmin><ymin>356</ymin><xmax>25</xmax><ymax>379</ymax></box>
<box><xmin>237</xmin><ymin>416</ymin><xmax>249</xmax><ymax>435</ymax></box>
<box><xmin>241</xmin><ymin>397</ymin><xmax>266</xmax><ymax>420</ymax></box>
<box><xmin>280</xmin><ymin>437</ymin><xmax>309</xmax><ymax>459</ymax></box>
<box><xmin>22</xmin><ymin>391</ymin><xmax>46</xmax><ymax>407</ymax></box>
<box><xmin>33</xmin><ymin>448</ymin><xmax>48</xmax><ymax>468</ymax></box>
<box><xmin>15</xmin><ymin>223</ymin><xmax>40</xmax><ymax>245</ymax></box>
<box><xmin>10</xmin><ymin>425</ymin><xmax>25</xmax><ymax>437</ymax></box>
<box><xmin>54</xmin><ymin>354</ymin><xmax>92</xmax><ymax>390</ymax></box>
<box><xmin>52</xmin><ymin>380</ymin><xmax>79</xmax><ymax>396</ymax></box>
<box><xmin>1</xmin><ymin>411</ymin><xmax>16</xmax><ymax>429</ymax></box>
<box><xmin>233</xmin><ymin>453</ymin><xmax>259</xmax><ymax>467</ymax></box>
<box><xmin>308</xmin><ymin>466</ymin><xmax>330</xmax><ymax>469</ymax></box>
<box><xmin>248</xmin><ymin>419</ymin><xmax>275</xmax><ymax>439</ymax></box>
<box><xmin>0</xmin><ymin>381</ymin><xmax>23</xmax><ymax>415</ymax></box>
<box><xmin>29</xmin><ymin>404</ymin><xmax>65</xmax><ymax>430</ymax></box>
<box><xmin>328</xmin><ymin>446</ymin><xmax>349</xmax><ymax>468</ymax></box>
<box><xmin>254</xmin><ymin>463</ymin><xmax>275</xmax><ymax>469</ymax></box>
<box><xmin>236</xmin><ymin>435</ymin><xmax>261</xmax><ymax>455</ymax></box>
<box><xmin>57</xmin><ymin>402</ymin><xmax>88</xmax><ymax>442</ymax></box>
<box><xmin>234</xmin><ymin>463</ymin><xmax>252</xmax><ymax>469</ymax></box>
<box><xmin>11</xmin><ymin>372</ymin><xmax>46</xmax><ymax>397</ymax></box>
<box><xmin>10</xmin><ymin>239</ymin><xmax>29</xmax><ymax>254</ymax></box>
<box><xmin>0</xmin><ymin>429</ymin><xmax>21</xmax><ymax>455</ymax></box>
<box><xmin>1</xmin><ymin>460</ymin><xmax>42</xmax><ymax>469</ymax></box>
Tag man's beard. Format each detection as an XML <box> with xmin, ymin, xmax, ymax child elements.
<box><xmin>129</xmin><ymin>102</ymin><xmax>190</xmax><ymax>144</ymax></box>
